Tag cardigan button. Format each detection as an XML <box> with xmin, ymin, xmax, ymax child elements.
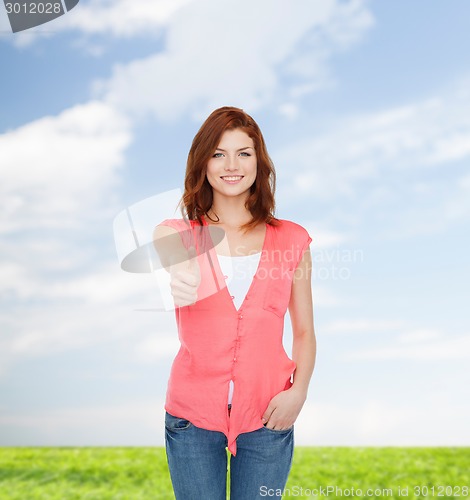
<box><xmin>238</xmin><ymin>314</ymin><xmax>243</xmax><ymax>319</ymax></box>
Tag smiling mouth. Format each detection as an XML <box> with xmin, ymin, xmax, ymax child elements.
<box><xmin>221</xmin><ymin>176</ymin><xmax>244</xmax><ymax>181</ymax></box>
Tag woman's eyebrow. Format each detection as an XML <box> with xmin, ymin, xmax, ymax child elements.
<box><xmin>215</xmin><ymin>146</ymin><xmax>254</xmax><ymax>152</ymax></box>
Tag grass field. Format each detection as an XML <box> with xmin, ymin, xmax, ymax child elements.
<box><xmin>0</xmin><ymin>447</ymin><xmax>469</xmax><ymax>499</ymax></box>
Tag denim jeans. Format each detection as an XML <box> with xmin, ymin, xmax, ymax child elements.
<box><xmin>165</xmin><ymin>411</ymin><xmax>294</xmax><ymax>499</ymax></box>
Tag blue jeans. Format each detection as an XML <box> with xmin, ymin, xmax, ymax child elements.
<box><xmin>165</xmin><ymin>411</ymin><xmax>294</xmax><ymax>499</ymax></box>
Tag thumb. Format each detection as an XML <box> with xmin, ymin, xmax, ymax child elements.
<box><xmin>262</xmin><ymin>403</ymin><xmax>275</xmax><ymax>424</ymax></box>
<box><xmin>187</xmin><ymin>246</ymin><xmax>200</xmax><ymax>279</ymax></box>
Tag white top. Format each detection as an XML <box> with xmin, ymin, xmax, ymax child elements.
<box><xmin>217</xmin><ymin>252</ymin><xmax>262</xmax><ymax>310</ymax></box>
<box><xmin>217</xmin><ymin>251</ymin><xmax>262</xmax><ymax>405</ymax></box>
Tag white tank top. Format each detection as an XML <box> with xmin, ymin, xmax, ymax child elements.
<box><xmin>217</xmin><ymin>252</ymin><xmax>262</xmax><ymax>405</ymax></box>
<box><xmin>217</xmin><ymin>252</ymin><xmax>262</xmax><ymax>309</ymax></box>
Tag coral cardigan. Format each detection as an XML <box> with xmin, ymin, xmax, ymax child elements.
<box><xmin>159</xmin><ymin>216</ymin><xmax>312</xmax><ymax>455</ymax></box>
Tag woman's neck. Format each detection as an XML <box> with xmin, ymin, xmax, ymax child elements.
<box><xmin>209</xmin><ymin>196</ymin><xmax>252</xmax><ymax>229</ymax></box>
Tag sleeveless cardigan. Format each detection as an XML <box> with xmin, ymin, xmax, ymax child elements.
<box><xmin>159</xmin><ymin>217</ymin><xmax>312</xmax><ymax>455</ymax></box>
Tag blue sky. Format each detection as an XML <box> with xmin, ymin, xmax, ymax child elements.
<box><xmin>1</xmin><ymin>0</ymin><xmax>469</xmax><ymax>447</ymax></box>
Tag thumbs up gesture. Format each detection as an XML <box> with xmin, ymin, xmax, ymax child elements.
<box><xmin>153</xmin><ymin>225</ymin><xmax>202</xmax><ymax>307</ymax></box>
<box><xmin>169</xmin><ymin>246</ymin><xmax>201</xmax><ymax>307</ymax></box>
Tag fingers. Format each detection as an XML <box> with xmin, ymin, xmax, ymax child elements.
<box><xmin>173</xmin><ymin>269</ymin><xmax>199</xmax><ymax>287</ymax></box>
<box><xmin>171</xmin><ymin>287</ymin><xmax>197</xmax><ymax>306</ymax></box>
<box><xmin>261</xmin><ymin>396</ymin><xmax>296</xmax><ymax>430</ymax></box>
<box><xmin>171</xmin><ymin>290</ymin><xmax>197</xmax><ymax>307</ymax></box>
<box><xmin>263</xmin><ymin>410</ymin><xmax>294</xmax><ymax>430</ymax></box>
<box><xmin>261</xmin><ymin>403</ymin><xmax>275</xmax><ymax>424</ymax></box>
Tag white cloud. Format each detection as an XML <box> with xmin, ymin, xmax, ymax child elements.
<box><xmin>321</xmin><ymin>319</ymin><xmax>470</xmax><ymax>361</ymax></box>
<box><xmin>0</xmin><ymin>100</ymin><xmax>143</xmax><ymax>380</ymax></box>
<box><xmin>275</xmin><ymin>77</ymin><xmax>470</xmax><ymax>237</ymax></box>
<box><xmin>0</xmin><ymin>301</ymin><xmax>178</xmax><ymax>383</ymax></box>
<box><xmin>5</xmin><ymin>0</ymin><xmax>194</xmax><ymax>48</ymax></box>
<box><xmin>311</xmin><ymin>229</ymin><xmax>349</xmax><ymax>248</ymax></box>
<box><xmin>0</xmin><ymin>98</ymin><xmax>184</xmax><ymax>378</ymax></box>
<box><xmin>63</xmin><ymin>0</ymin><xmax>193</xmax><ymax>37</ymax></box>
<box><xmin>0</xmin><ymin>98</ymin><xmax>134</xmax><ymax>347</ymax></box>
<box><xmin>0</xmin><ymin>266</ymin><xmax>179</xmax><ymax>373</ymax></box>
<box><xmin>323</xmin><ymin>319</ymin><xmax>405</xmax><ymax>335</ymax></box>
<box><xmin>345</xmin><ymin>331</ymin><xmax>470</xmax><ymax>361</ymax></box>
<box><xmin>94</xmin><ymin>0</ymin><xmax>373</xmax><ymax>121</ymax></box>
<box><xmin>296</xmin><ymin>399</ymin><xmax>470</xmax><ymax>446</ymax></box>
<box><xmin>276</xmin><ymin>78</ymin><xmax>470</xmax><ymax>194</ymax></box>
<box><xmin>0</xmin><ymin>399</ymin><xmax>167</xmax><ymax>446</ymax></box>
<box><xmin>311</xmin><ymin>285</ymin><xmax>340</xmax><ymax>308</ymax></box>
<box><xmin>0</xmin><ymin>100</ymin><xmax>131</xmax><ymax>232</ymax></box>
<box><xmin>133</xmin><ymin>332</ymin><xmax>179</xmax><ymax>363</ymax></box>
<box><xmin>396</xmin><ymin>328</ymin><xmax>441</xmax><ymax>344</ymax></box>
<box><xmin>296</xmin><ymin>221</ymin><xmax>350</xmax><ymax>249</ymax></box>
<box><xmin>4</xmin><ymin>0</ymin><xmax>374</xmax><ymax>82</ymax></box>
<box><xmin>2</xmin><ymin>395</ymin><xmax>469</xmax><ymax>446</ymax></box>
<box><xmin>4</xmin><ymin>0</ymin><xmax>374</xmax><ymax>124</ymax></box>
<box><xmin>0</xmin><ymin>103</ymin><xmax>180</xmax><ymax>347</ymax></box>
<box><xmin>316</xmin><ymin>317</ymin><xmax>470</xmax><ymax>369</ymax></box>
<box><xmin>277</xmin><ymin>103</ymin><xmax>300</xmax><ymax>121</ymax></box>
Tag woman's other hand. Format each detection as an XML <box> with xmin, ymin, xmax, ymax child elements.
<box><xmin>261</xmin><ymin>386</ymin><xmax>307</xmax><ymax>430</ymax></box>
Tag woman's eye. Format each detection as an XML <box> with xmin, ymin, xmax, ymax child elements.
<box><xmin>240</xmin><ymin>152</ymin><xmax>251</xmax><ymax>157</ymax></box>
<box><xmin>213</xmin><ymin>153</ymin><xmax>224</xmax><ymax>158</ymax></box>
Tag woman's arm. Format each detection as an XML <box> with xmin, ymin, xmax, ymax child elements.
<box><xmin>262</xmin><ymin>247</ymin><xmax>316</xmax><ymax>430</ymax></box>
<box><xmin>153</xmin><ymin>224</ymin><xmax>200</xmax><ymax>306</ymax></box>
<box><xmin>288</xmin><ymin>246</ymin><xmax>316</xmax><ymax>398</ymax></box>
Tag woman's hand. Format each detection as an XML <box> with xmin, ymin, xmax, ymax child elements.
<box><xmin>261</xmin><ymin>386</ymin><xmax>307</xmax><ymax>430</ymax></box>
<box><xmin>169</xmin><ymin>247</ymin><xmax>201</xmax><ymax>307</ymax></box>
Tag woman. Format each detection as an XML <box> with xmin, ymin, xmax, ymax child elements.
<box><xmin>153</xmin><ymin>106</ymin><xmax>316</xmax><ymax>499</ymax></box>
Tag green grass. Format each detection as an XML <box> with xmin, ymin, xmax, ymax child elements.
<box><xmin>289</xmin><ymin>447</ymin><xmax>470</xmax><ymax>499</ymax></box>
<box><xmin>0</xmin><ymin>447</ymin><xmax>468</xmax><ymax>499</ymax></box>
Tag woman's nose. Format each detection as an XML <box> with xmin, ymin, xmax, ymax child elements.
<box><xmin>224</xmin><ymin>156</ymin><xmax>239</xmax><ymax>171</ymax></box>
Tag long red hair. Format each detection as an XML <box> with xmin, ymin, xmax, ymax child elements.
<box><xmin>181</xmin><ymin>106</ymin><xmax>279</xmax><ymax>231</ymax></box>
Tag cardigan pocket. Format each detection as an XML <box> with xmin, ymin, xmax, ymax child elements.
<box><xmin>262</xmin><ymin>266</ymin><xmax>294</xmax><ymax>317</ymax></box>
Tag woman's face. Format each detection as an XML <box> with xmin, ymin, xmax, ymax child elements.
<box><xmin>206</xmin><ymin>128</ymin><xmax>257</xmax><ymax>202</ymax></box>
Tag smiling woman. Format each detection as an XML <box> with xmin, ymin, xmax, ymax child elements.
<box><xmin>206</xmin><ymin>129</ymin><xmax>257</xmax><ymax>194</ymax></box>
<box><xmin>153</xmin><ymin>106</ymin><xmax>316</xmax><ymax>500</ymax></box>
<box><xmin>182</xmin><ymin>106</ymin><xmax>278</xmax><ymax>232</ymax></box>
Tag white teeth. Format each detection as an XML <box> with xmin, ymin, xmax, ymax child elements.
<box><xmin>222</xmin><ymin>176</ymin><xmax>243</xmax><ymax>181</ymax></box>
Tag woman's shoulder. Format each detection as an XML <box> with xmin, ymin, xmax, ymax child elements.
<box><xmin>158</xmin><ymin>218</ymin><xmax>186</xmax><ymax>229</ymax></box>
<box><xmin>271</xmin><ymin>218</ymin><xmax>311</xmax><ymax>238</ymax></box>
<box><xmin>157</xmin><ymin>218</ymin><xmax>203</xmax><ymax>230</ymax></box>
<box><xmin>154</xmin><ymin>218</ymin><xmax>200</xmax><ymax>251</ymax></box>
<box><xmin>270</xmin><ymin>219</ymin><xmax>313</xmax><ymax>250</ymax></box>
